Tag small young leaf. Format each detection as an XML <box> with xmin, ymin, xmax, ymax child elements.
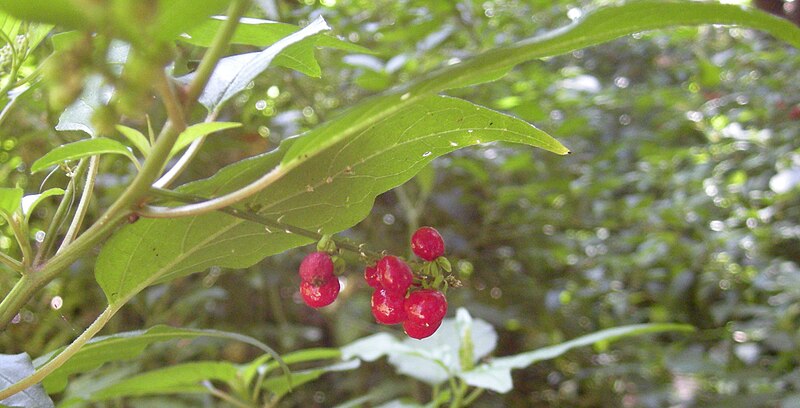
<box><xmin>21</xmin><ymin>188</ymin><xmax>65</xmax><ymax>223</ymax></box>
<box><xmin>30</xmin><ymin>138</ymin><xmax>138</xmax><ymax>174</ymax></box>
<box><xmin>0</xmin><ymin>188</ymin><xmax>23</xmax><ymax>216</ymax></box>
<box><xmin>185</xmin><ymin>16</ymin><xmax>330</xmax><ymax>111</ymax></box>
<box><xmin>115</xmin><ymin>125</ymin><xmax>151</xmax><ymax>157</ymax></box>
<box><xmin>168</xmin><ymin>122</ymin><xmax>242</xmax><ymax>160</ymax></box>
<box><xmin>0</xmin><ymin>353</ymin><xmax>55</xmax><ymax>408</ymax></box>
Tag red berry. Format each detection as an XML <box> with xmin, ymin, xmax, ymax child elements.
<box><xmin>790</xmin><ymin>105</ymin><xmax>800</xmax><ymax>121</ymax></box>
<box><xmin>377</xmin><ymin>255</ymin><xmax>413</xmax><ymax>294</ymax></box>
<box><xmin>299</xmin><ymin>277</ymin><xmax>340</xmax><ymax>308</ymax></box>
<box><xmin>403</xmin><ymin>318</ymin><xmax>443</xmax><ymax>339</ymax></box>
<box><xmin>364</xmin><ymin>264</ymin><xmax>381</xmax><ymax>288</ymax></box>
<box><xmin>405</xmin><ymin>289</ymin><xmax>447</xmax><ymax>326</ymax></box>
<box><xmin>370</xmin><ymin>288</ymin><xmax>407</xmax><ymax>324</ymax></box>
<box><xmin>410</xmin><ymin>227</ymin><xmax>445</xmax><ymax>261</ymax></box>
<box><xmin>299</xmin><ymin>252</ymin><xmax>334</xmax><ymax>283</ymax></box>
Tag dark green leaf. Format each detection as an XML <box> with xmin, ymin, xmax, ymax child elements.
<box><xmin>33</xmin><ymin>325</ymin><xmax>283</xmax><ymax>394</ymax></box>
<box><xmin>95</xmin><ymin>95</ymin><xmax>566</xmax><ymax>303</ymax></box>
<box><xmin>0</xmin><ymin>353</ymin><xmax>54</xmax><ymax>408</ymax></box>
<box><xmin>149</xmin><ymin>0</ymin><xmax>229</xmax><ymax>42</ymax></box>
<box><xmin>90</xmin><ymin>362</ymin><xmax>237</xmax><ymax>401</ymax></box>
<box><xmin>30</xmin><ymin>138</ymin><xmax>138</xmax><ymax>174</ymax></box>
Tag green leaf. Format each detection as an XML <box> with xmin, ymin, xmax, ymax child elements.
<box><xmin>185</xmin><ymin>16</ymin><xmax>330</xmax><ymax>111</ymax></box>
<box><xmin>0</xmin><ymin>0</ymin><xmax>85</xmax><ymax>30</ymax></box>
<box><xmin>459</xmin><ymin>323</ymin><xmax>695</xmax><ymax>393</ymax></box>
<box><xmin>240</xmin><ymin>348</ymin><xmax>340</xmax><ymax>387</ymax></box>
<box><xmin>181</xmin><ymin>16</ymin><xmax>371</xmax><ymax>77</ymax></box>
<box><xmin>115</xmin><ymin>125</ymin><xmax>151</xmax><ymax>157</ymax></box>
<box><xmin>0</xmin><ymin>353</ymin><xmax>54</xmax><ymax>408</ymax></box>
<box><xmin>262</xmin><ymin>359</ymin><xmax>360</xmax><ymax>399</ymax></box>
<box><xmin>21</xmin><ymin>188</ymin><xmax>65</xmax><ymax>223</ymax></box>
<box><xmin>280</xmin><ymin>0</ymin><xmax>800</xmax><ymax>165</ymax></box>
<box><xmin>95</xmin><ymin>95</ymin><xmax>565</xmax><ymax>304</ymax></box>
<box><xmin>169</xmin><ymin>122</ymin><xmax>242</xmax><ymax>160</ymax></box>
<box><xmin>33</xmin><ymin>325</ymin><xmax>283</xmax><ymax>394</ymax></box>
<box><xmin>0</xmin><ymin>187</ymin><xmax>23</xmax><ymax>216</ymax></box>
<box><xmin>30</xmin><ymin>138</ymin><xmax>138</xmax><ymax>174</ymax></box>
<box><xmin>149</xmin><ymin>0</ymin><xmax>229</xmax><ymax>42</ymax></box>
<box><xmin>90</xmin><ymin>362</ymin><xmax>237</xmax><ymax>401</ymax></box>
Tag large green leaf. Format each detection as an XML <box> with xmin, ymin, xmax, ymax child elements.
<box><xmin>30</xmin><ymin>138</ymin><xmax>138</xmax><ymax>174</ymax></box>
<box><xmin>33</xmin><ymin>325</ymin><xmax>282</xmax><ymax>394</ymax></box>
<box><xmin>281</xmin><ymin>0</ymin><xmax>800</xmax><ymax>165</ymax></box>
<box><xmin>95</xmin><ymin>95</ymin><xmax>565</xmax><ymax>303</ymax></box>
<box><xmin>0</xmin><ymin>1</ymin><xmax>84</xmax><ymax>30</ymax></box>
<box><xmin>89</xmin><ymin>362</ymin><xmax>237</xmax><ymax>401</ymax></box>
<box><xmin>459</xmin><ymin>323</ymin><xmax>695</xmax><ymax>393</ymax></box>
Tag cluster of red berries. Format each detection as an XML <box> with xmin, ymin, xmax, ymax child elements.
<box><xmin>297</xmin><ymin>226</ymin><xmax>451</xmax><ymax>340</ymax></box>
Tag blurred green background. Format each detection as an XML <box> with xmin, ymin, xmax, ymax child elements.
<box><xmin>1</xmin><ymin>0</ymin><xmax>799</xmax><ymax>406</ymax></box>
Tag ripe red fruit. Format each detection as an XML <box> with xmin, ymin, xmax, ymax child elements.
<box><xmin>299</xmin><ymin>252</ymin><xmax>335</xmax><ymax>283</ymax></box>
<box><xmin>377</xmin><ymin>255</ymin><xmax>413</xmax><ymax>294</ymax></box>
<box><xmin>790</xmin><ymin>105</ymin><xmax>800</xmax><ymax>121</ymax></box>
<box><xmin>405</xmin><ymin>289</ymin><xmax>447</xmax><ymax>326</ymax></box>
<box><xmin>370</xmin><ymin>288</ymin><xmax>407</xmax><ymax>324</ymax></box>
<box><xmin>299</xmin><ymin>277</ymin><xmax>340</xmax><ymax>308</ymax></box>
<box><xmin>364</xmin><ymin>265</ymin><xmax>381</xmax><ymax>288</ymax></box>
<box><xmin>410</xmin><ymin>227</ymin><xmax>445</xmax><ymax>261</ymax></box>
<box><xmin>403</xmin><ymin>318</ymin><xmax>443</xmax><ymax>339</ymax></box>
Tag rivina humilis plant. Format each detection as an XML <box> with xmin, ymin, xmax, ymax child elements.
<box><xmin>0</xmin><ymin>0</ymin><xmax>798</xmax><ymax>406</ymax></box>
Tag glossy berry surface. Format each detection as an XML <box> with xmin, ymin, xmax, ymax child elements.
<box><xmin>403</xmin><ymin>318</ymin><xmax>442</xmax><ymax>339</ymax></box>
<box><xmin>364</xmin><ymin>265</ymin><xmax>381</xmax><ymax>288</ymax></box>
<box><xmin>299</xmin><ymin>252</ymin><xmax>335</xmax><ymax>283</ymax></box>
<box><xmin>405</xmin><ymin>289</ymin><xmax>447</xmax><ymax>325</ymax></box>
<box><xmin>377</xmin><ymin>255</ymin><xmax>413</xmax><ymax>294</ymax></box>
<box><xmin>370</xmin><ymin>288</ymin><xmax>407</xmax><ymax>324</ymax></box>
<box><xmin>299</xmin><ymin>277</ymin><xmax>340</xmax><ymax>308</ymax></box>
<box><xmin>410</xmin><ymin>227</ymin><xmax>445</xmax><ymax>261</ymax></box>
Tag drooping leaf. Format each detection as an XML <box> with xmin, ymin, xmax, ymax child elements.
<box><xmin>21</xmin><ymin>188</ymin><xmax>65</xmax><ymax>223</ymax></box>
<box><xmin>341</xmin><ymin>308</ymin><xmax>496</xmax><ymax>386</ymax></box>
<box><xmin>169</xmin><ymin>122</ymin><xmax>242</xmax><ymax>160</ymax></box>
<box><xmin>280</xmin><ymin>0</ymin><xmax>800</xmax><ymax>165</ymax></box>
<box><xmin>33</xmin><ymin>325</ymin><xmax>283</xmax><ymax>394</ymax></box>
<box><xmin>0</xmin><ymin>187</ymin><xmax>23</xmax><ymax>216</ymax></box>
<box><xmin>115</xmin><ymin>125</ymin><xmax>151</xmax><ymax>158</ymax></box>
<box><xmin>55</xmin><ymin>40</ymin><xmax>130</xmax><ymax>136</ymax></box>
<box><xmin>30</xmin><ymin>138</ymin><xmax>138</xmax><ymax>174</ymax></box>
<box><xmin>95</xmin><ymin>95</ymin><xmax>566</xmax><ymax>304</ymax></box>
<box><xmin>89</xmin><ymin>362</ymin><xmax>237</xmax><ymax>401</ymax></box>
<box><xmin>183</xmin><ymin>16</ymin><xmax>330</xmax><ymax>111</ymax></box>
<box><xmin>180</xmin><ymin>16</ymin><xmax>371</xmax><ymax>77</ymax></box>
<box><xmin>458</xmin><ymin>323</ymin><xmax>696</xmax><ymax>393</ymax></box>
<box><xmin>0</xmin><ymin>353</ymin><xmax>54</xmax><ymax>408</ymax></box>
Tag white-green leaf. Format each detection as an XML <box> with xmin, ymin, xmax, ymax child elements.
<box><xmin>21</xmin><ymin>188</ymin><xmax>65</xmax><ymax>223</ymax></box>
<box><xmin>30</xmin><ymin>138</ymin><xmax>138</xmax><ymax>173</ymax></box>
<box><xmin>186</xmin><ymin>16</ymin><xmax>330</xmax><ymax>111</ymax></box>
<box><xmin>458</xmin><ymin>323</ymin><xmax>695</xmax><ymax>393</ymax></box>
<box><xmin>0</xmin><ymin>353</ymin><xmax>54</xmax><ymax>408</ymax></box>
